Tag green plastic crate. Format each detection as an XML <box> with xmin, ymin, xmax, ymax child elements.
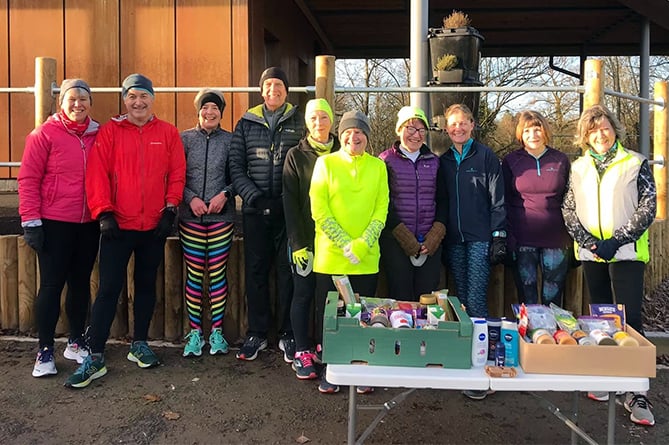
<box><xmin>322</xmin><ymin>292</ymin><xmax>473</xmax><ymax>368</ymax></box>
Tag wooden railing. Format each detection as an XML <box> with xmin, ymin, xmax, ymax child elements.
<box><xmin>2</xmin><ymin>218</ymin><xmax>668</xmax><ymax>342</ymax></box>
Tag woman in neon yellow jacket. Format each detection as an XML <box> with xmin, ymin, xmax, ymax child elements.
<box><xmin>309</xmin><ymin>110</ymin><xmax>389</xmax><ymax>394</ymax></box>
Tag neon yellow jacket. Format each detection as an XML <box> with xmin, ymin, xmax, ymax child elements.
<box><xmin>310</xmin><ymin>149</ymin><xmax>389</xmax><ymax>274</ymax></box>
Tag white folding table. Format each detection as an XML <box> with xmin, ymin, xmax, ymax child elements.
<box><xmin>327</xmin><ymin>364</ymin><xmax>649</xmax><ymax>445</ymax></box>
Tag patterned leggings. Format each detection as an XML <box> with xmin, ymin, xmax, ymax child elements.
<box><xmin>179</xmin><ymin>221</ymin><xmax>234</xmax><ymax>332</ymax></box>
<box><xmin>446</xmin><ymin>241</ymin><xmax>491</xmax><ymax>318</ymax></box>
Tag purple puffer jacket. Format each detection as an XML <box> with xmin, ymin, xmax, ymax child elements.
<box><xmin>379</xmin><ymin>142</ymin><xmax>439</xmax><ymax>237</ymax></box>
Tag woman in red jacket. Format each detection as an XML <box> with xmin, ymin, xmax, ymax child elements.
<box><xmin>18</xmin><ymin>79</ymin><xmax>100</xmax><ymax>378</ymax></box>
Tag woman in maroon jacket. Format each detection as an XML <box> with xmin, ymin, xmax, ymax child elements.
<box><xmin>18</xmin><ymin>79</ymin><xmax>100</xmax><ymax>378</ymax></box>
<box><xmin>502</xmin><ymin>110</ymin><xmax>571</xmax><ymax>306</ymax></box>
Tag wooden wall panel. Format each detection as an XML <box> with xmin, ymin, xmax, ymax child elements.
<box><xmin>175</xmin><ymin>0</ymin><xmax>233</xmax><ymax>131</ymax></box>
<box><xmin>65</xmin><ymin>0</ymin><xmax>121</xmax><ymax>124</ymax></box>
<box><xmin>120</xmin><ymin>0</ymin><xmax>176</xmax><ymax>124</ymax></box>
<box><xmin>231</xmin><ymin>0</ymin><xmax>252</xmax><ymax>124</ymax></box>
<box><xmin>8</xmin><ymin>0</ymin><xmax>64</xmax><ymax>178</ymax></box>
<box><xmin>0</xmin><ymin>0</ymin><xmax>9</xmax><ymax>178</ymax></box>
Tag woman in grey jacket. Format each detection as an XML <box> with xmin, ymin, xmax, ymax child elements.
<box><xmin>179</xmin><ymin>89</ymin><xmax>236</xmax><ymax>357</ymax></box>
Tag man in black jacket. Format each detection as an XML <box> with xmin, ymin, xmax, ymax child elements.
<box><xmin>229</xmin><ymin>67</ymin><xmax>304</xmax><ymax>362</ymax></box>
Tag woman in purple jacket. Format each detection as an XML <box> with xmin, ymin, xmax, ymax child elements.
<box><xmin>18</xmin><ymin>79</ymin><xmax>100</xmax><ymax>377</ymax></box>
<box><xmin>502</xmin><ymin>110</ymin><xmax>571</xmax><ymax>306</ymax></box>
<box><xmin>378</xmin><ymin>106</ymin><xmax>446</xmax><ymax>301</ymax></box>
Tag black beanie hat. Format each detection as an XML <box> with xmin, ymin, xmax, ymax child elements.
<box><xmin>121</xmin><ymin>73</ymin><xmax>154</xmax><ymax>98</ymax></box>
<box><xmin>194</xmin><ymin>89</ymin><xmax>225</xmax><ymax>114</ymax></box>
<box><xmin>259</xmin><ymin>67</ymin><xmax>289</xmax><ymax>92</ymax></box>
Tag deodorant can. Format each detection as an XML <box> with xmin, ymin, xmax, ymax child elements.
<box><xmin>487</xmin><ymin>318</ymin><xmax>502</xmax><ymax>361</ymax></box>
<box><xmin>471</xmin><ymin>318</ymin><xmax>488</xmax><ymax>367</ymax></box>
<box><xmin>494</xmin><ymin>341</ymin><xmax>505</xmax><ymax>366</ymax></box>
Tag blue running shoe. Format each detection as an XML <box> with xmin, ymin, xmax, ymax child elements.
<box><xmin>183</xmin><ymin>329</ymin><xmax>204</xmax><ymax>357</ymax></box>
<box><xmin>127</xmin><ymin>341</ymin><xmax>160</xmax><ymax>368</ymax></box>
<box><xmin>64</xmin><ymin>354</ymin><xmax>107</xmax><ymax>389</ymax></box>
<box><xmin>209</xmin><ymin>328</ymin><xmax>229</xmax><ymax>355</ymax></box>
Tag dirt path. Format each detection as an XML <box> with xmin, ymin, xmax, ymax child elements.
<box><xmin>0</xmin><ymin>339</ymin><xmax>665</xmax><ymax>444</ymax></box>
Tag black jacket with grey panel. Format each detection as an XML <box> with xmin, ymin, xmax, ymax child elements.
<box><xmin>229</xmin><ymin>103</ymin><xmax>304</xmax><ymax>214</ymax></box>
<box><xmin>179</xmin><ymin>125</ymin><xmax>236</xmax><ymax>224</ymax></box>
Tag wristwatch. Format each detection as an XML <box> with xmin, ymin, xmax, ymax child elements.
<box><xmin>492</xmin><ymin>230</ymin><xmax>507</xmax><ymax>238</ymax></box>
<box><xmin>223</xmin><ymin>190</ymin><xmax>231</xmax><ymax>199</ymax></box>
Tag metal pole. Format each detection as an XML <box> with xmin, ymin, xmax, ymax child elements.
<box><xmin>654</xmin><ymin>81</ymin><xmax>667</xmax><ymax>220</ymax></box>
<box><xmin>640</xmin><ymin>18</ymin><xmax>651</xmax><ymax>158</ymax></box>
<box><xmin>409</xmin><ymin>0</ymin><xmax>428</xmax><ymax>113</ymax></box>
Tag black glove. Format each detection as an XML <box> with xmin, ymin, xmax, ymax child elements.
<box><xmin>23</xmin><ymin>226</ymin><xmax>44</xmax><ymax>253</ymax></box>
<box><xmin>99</xmin><ymin>212</ymin><xmax>121</xmax><ymax>240</ymax></box>
<box><xmin>593</xmin><ymin>238</ymin><xmax>622</xmax><ymax>261</ymax></box>
<box><xmin>489</xmin><ymin>236</ymin><xmax>507</xmax><ymax>266</ymax></box>
<box><xmin>254</xmin><ymin>196</ymin><xmax>271</xmax><ymax>214</ymax></box>
<box><xmin>154</xmin><ymin>208</ymin><xmax>177</xmax><ymax>239</ymax></box>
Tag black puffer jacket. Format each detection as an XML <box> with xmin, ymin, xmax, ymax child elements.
<box><xmin>229</xmin><ymin>103</ymin><xmax>303</xmax><ymax>213</ymax></box>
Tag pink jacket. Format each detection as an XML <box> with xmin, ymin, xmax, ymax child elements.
<box><xmin>18</xmin><ymin>114</ymin><xmax>99</xmax><ymax>224</ymax></box>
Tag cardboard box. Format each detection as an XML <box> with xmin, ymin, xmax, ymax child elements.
<box><xmin>322</xmin><ymin>292</ymin><xmax>473</xmax><ymax>368</ymax></box>
<box><xmin>519</xmin><ymin>326</ymin><xmax>656</xmax><ymax>377</ymax></box>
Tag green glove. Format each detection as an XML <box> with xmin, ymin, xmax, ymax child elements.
<box><xmin>292</xmin><ymin>247</ymin><xmax>310</xmax><ymax>269</ymax></box>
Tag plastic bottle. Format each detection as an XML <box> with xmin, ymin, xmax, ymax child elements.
<box><xmin>471</xmin><ymin>318</ymin><xmax>488</xmax><ymax>367</ymax></box>
<box><xmin>487</xmin><ymin>318</ymin><xmax>502</xmax><ymax>361</ymax></box>
<box><xmin>501</xmin><ymin>320</ymin><xmax>519</xmax><ymax>366</ymax></box>
<box><xmin>410</xmin><ymin>235</ymin><xmax>427</xmax><ymax>267</ymax></box>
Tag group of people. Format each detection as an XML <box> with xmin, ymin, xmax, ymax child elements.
<box><xmin>18</xmin><ymin>67</ymin><xmax>655</xmax><ymax>426</ymax></box>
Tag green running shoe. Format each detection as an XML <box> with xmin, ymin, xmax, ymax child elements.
<box><xmin>183</xmin><ymin>329</ymin><xmax>205</xmax><ymax>357</ymax></box>
<box><xmin>209</xmin><ymin>328</ymin><xmax>229</xmax><ymax>355</ymax></box>
<box><xmin>64</xmin><ymin>354</ymin><xmax>107</xmax><ymax>389</ymax></box>
<box><xmin>127</xmin><ymin>341</ymin><xmax>160</xmax><ymax>368</ymax></box>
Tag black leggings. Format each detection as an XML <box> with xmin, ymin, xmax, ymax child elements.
<box><xmin>88</xmin><ymin>230</ymin><xmax>165</xmax><ymax>353</ymax></box>
<box><xmin>581</xmin><ymin>261</ymin><xmax>645</xmax><ymax>333</ymax></box>
<box><xmin>35</xmin><ymin>219</ymin><xmax>99</xmax><ymax>348</ymax></box>
<box><xmin>313</xmin><ymin>273</ymin><xmax>378</xmax><ymax>346</ymax></box>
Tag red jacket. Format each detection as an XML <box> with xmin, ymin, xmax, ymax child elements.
<box><xmin>18</xmin><ymin>113</ymin><xmax>99</xmax><ymax>224</ymax></box>
<box><xmin>86</xmin><ymin>114</ymin><xmax>186</xmax><ymax>231</ymax></box>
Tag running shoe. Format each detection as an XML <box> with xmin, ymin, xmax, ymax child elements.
<box><xmin>236</xmin><ymin>336</ymin><xmax>268</xmax><ymax>361</ymax></box>
<box><xmin>292</xmin><ymin>350</ymin><xmax>318</xmax><ymax>380</ymax></box>
<box><xmin>64</xmin><ymin>354</ymin><xmax>107</xmax><ymax>389</ymax></box>
<box><xmin>127</xmin><ymin>341</ymin><xmax>160</xmax><ymax>368</ymax></box>
<box><xmin>183</xmin><ymin>329</ymin><xmax>205</xmax><ymax>357</ymax></box>
<box><xmin>318</xmin><ymin>377</ymin><xmax>340</xmax><ymax>394</ymax></box>
<box><xmin>624</xmin><ymin>393</ymin><xmax>655</xmax><ymax>426</ymax></box>
<box><xmin>462</xmin><ymin>389</ymin><xmax>495</xmax><ymax>400</ymax></box>
<box><xmin>32</xmin><ymin>346</ymin><xmax>57</xmax><ymax>377</ymax></box>
<box><xmin>64</xmin><ymin>338</ymin><xmax>90</xmax><ymax>364</ymax></box>
<box><xmin>209</xmin><ymin>328</ymin><xmax>229</xmax><ymax>355</ymax></box>
<box><xmin>356</xmin><ymin>386</ymin><xmax>375</xmax><ymax>395</ymax></box>
<box><xmin>278</xmin><ymin>333</ymin><xmax>296</xmax><ymax>363</ymax></box>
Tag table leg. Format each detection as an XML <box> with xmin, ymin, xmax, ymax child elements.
<box><xmin>348</xmin><ymin>385</ymin><xmax>357</xmax><ymax>445</ymax></box>
<box><xmin>607</xmin><ymin>392</ymin><xmax>616</xmax><ymax>445</ymax></box>
<box><xmin>571</xmin><ymin>391</ymin><xmax>579</xmax><ymax>445</ymax></box>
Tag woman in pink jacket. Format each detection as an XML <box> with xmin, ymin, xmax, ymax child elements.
<box><xmin>18</xmin><ymin>79</ymin><xmax>100</xmax><ymax>378</ymax></box>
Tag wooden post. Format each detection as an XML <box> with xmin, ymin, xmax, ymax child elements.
<box><xmin>149</xmin><ymin>256</ymin><xmax>165</xmax><ymax>340</ymax></box>
<box><xmin>35</xmin><ymin>57</ymin><xmax>57</xmax><ymax>127</ymax></box>
<box><xmin>583</xmin><ymin>59</ymin><xmax>603</xmax><ymax>112</ymax></box>
<box><xmin>0</xmin><ymin>235</ymin><xmax>19</xmax><ymax>330</ymax></box>
<box><xmin>164</xmin><ymin>237</ymin><xmax>183</xmax><ymax>341</ymax></box>
<box><xmin>17</xmin><ymin>236</ymin><xmax>37</xmax><ymax>333</ymax></box>
<box><xmin>54</xmin><ymin>285</ymin><xmax>69</xmax><ymax>336</ymax></box>
<box><xmin>225</xmin><ymin>237</ymin><xmax>243</xmax><ymax>344</ymax></box>
<box><xmin>654</xmin><ymin>80</ymin><xmax>667</xmax><ymax>220</ymax></box>
<box><xmin>126</xmin><ymin>254</ymin><xmax>135</xmax><ymax>338</ymax></box>
<box><xmin>315</xmin><ymin>55</ymin><xmax>336</xmax><ymax>107</ymax></box>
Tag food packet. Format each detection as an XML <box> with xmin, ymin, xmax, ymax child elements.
<box><xmin>549</xmin><ymin>303</ymin><xmax>579</xmax><ymax>333</ymax></box>
<box><xmin>332</xmin><ymin>275</ymin><xmax>356</xmax><ymax>304</ymax></box>
<box><xmin>578</xmin><ymin>316</ymin><xmax>618</xmax><ymax>334</ymax></box>
<box><xmin>525</xmin><ymin>304</ymin><xmax>558</xmax><ymax>332</ymax></box>
<box><xmin>589</xmin><ymin>304</ymin><xmax>626</xmax><ymax>330</ymax></box>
